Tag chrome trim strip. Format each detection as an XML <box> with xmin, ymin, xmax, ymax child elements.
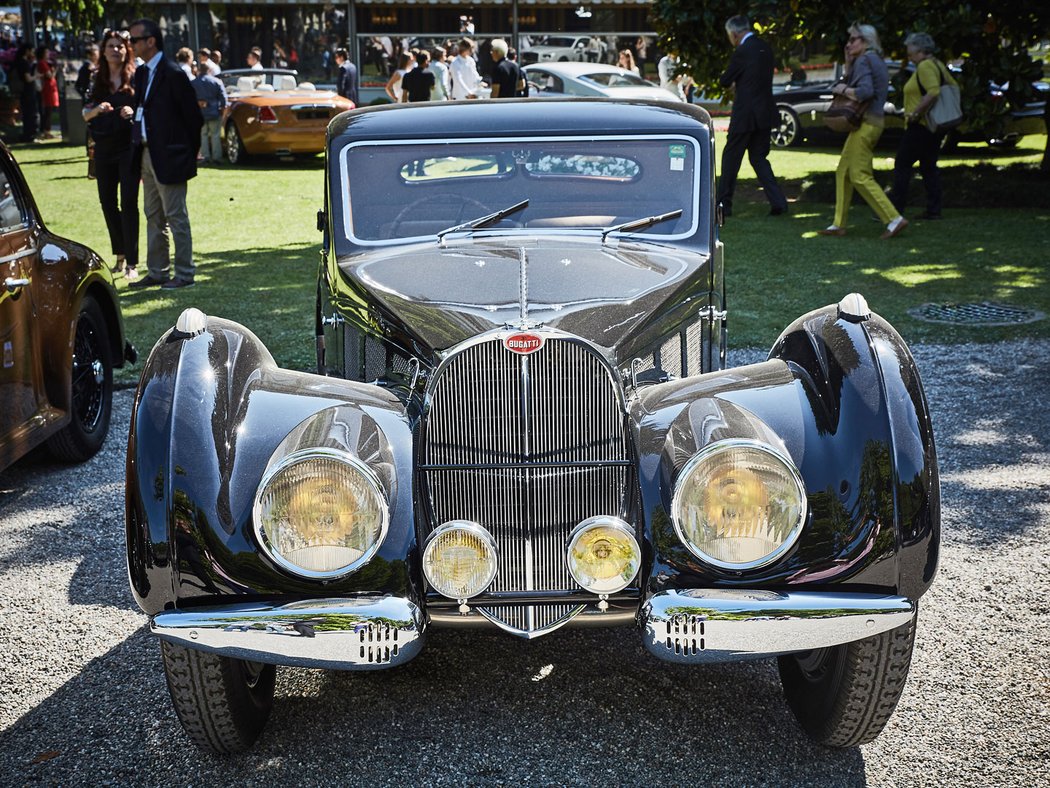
<box><xmin>151</xmin><ymin>596</ymin><xmax>424</xmax><ymax>670</ymax></box>
<box><xmin>432</xmin><ymin>604</ymin><xmax>634</xmax><ymax>631</ymax></box>
<box><xmin>0</xmin><ymin>247</ymin><xmax>37</xmax><ymax>265</ymax></box>
<box><xmin>642</xmin><ymin>590</ymin><xmax>914</xmax><ymax>664</ymax></box>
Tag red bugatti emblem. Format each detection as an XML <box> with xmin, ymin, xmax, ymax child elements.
<box><xmin>504</xmin><ymin>333</ymin><xmax>544</xmax><ymax>355</ymax></box>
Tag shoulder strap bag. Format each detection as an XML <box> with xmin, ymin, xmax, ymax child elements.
<box><xmin>922</xmin><ymin>60</ymin><xmax>963</xmax><ymax>133</ymax></box>
<box><xmin>824</xmin><ymin>53</ymin><xmax>873</xmax><ymax>133</ymax></box>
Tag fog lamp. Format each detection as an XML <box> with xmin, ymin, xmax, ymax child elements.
<box><xmin>567</xmin><ymin>516</ymin><xmax>640</xmax><ymax>594</ymax></box>
<box><xmin>423</xmin><ymin>521</ymin><xmax>497</xmax><ymax>599</ymax></box>
<box><xmin>671</xmin><ymin>439</ymin><xmax>806</xmax><ymax>570</ymax></box>
<box><xmin>253</xmin><ymin>448</ymin><xmax>388</xmax><ymax>579</ymax></box>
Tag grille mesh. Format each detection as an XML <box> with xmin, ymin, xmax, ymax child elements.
<box><xmin>422</xmin><ymin>337</ymin><xmax>630</xmax><ymax>634</ymax></box>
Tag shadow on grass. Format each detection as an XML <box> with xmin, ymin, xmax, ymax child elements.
<box><xmin>115</xmin><ymin>242</ymin><xmax>319</xmax><ymax>385</ymax></box>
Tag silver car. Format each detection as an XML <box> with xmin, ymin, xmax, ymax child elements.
<box><xmin>524</xmin><ymin>62</ymin><xmax>681</xmax><ymax>102</ymax></box>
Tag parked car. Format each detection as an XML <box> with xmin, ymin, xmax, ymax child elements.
<box><xmin>220</xmin><ymin>68</ymin><xmax>354</xmax><ymax>164</ymax></box>
<box><xmin>0</xmin><ymin>141</ymin><xmax>135</xmax><ymax>473</ymax></box>
<box><xmin>524</xmin><ymin>62</ymin><xmax>681</xmax><ymax>101</ymax></box>
<box><xmin>771</xmin><ymin>61</ymin><xmax>1048</xmax><ymax>149</ymax></box>
<box><xmin>127</xmin><ymin>98</ymin><xmax>939</xmax><ymax>754</ymax></box>
<box><xmin>520</xmin><ymin>36</ymin><xmax>602</xmax><ymax>65</ymax></box>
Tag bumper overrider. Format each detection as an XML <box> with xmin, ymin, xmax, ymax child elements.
<box><xmin>151</xmin><ymin>589</ymin><xmax>913</xmax><ymax>669</ymax></box>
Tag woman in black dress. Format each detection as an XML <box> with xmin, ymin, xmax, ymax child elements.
<box><xmin>82</xmin><ymin>30</ymin><xmax>139</xmax><ymax>280</ymax></box>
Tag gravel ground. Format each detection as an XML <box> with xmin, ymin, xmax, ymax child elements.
<box><xmin>1</xmin><ymin>339</ymin><xmax>1048</xmax><ymax>787</ymax></box>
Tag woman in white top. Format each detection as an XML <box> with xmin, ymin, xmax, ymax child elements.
<box><xmin>385</xmin><ymin>52</ymin><xmax>415</xmax><ymax>103</ymax></box>
<box><xmin>428</xmin><ymin>47</ymin><xmax>451</xmax><ymax>100</ymax></box>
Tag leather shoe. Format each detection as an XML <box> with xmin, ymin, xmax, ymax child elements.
<box><xmin>881</xmin><ymin>217</ymin><xmax>909</xmax><ymax>239</ymax></box>
<box><xmin>128</xmin><ymin>274</ymin><xmax>170</xmax><ymax>290</ymax></box>
<box><xmin>818</xmin><ymin>226</ymin><xmax>846</xmax><ymax>237</ymax></box>
<box><xmin>161</xmin><ymin>277</ymin><xmax>195</xmax><ymax>290</ymax></box>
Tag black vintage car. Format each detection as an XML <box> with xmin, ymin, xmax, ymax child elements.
<box><xmin>126</xmin><ymin>99</ymin><xmax>939</xmax><ymax>753</ymax></box>
<box><xmin>772</xmin><ymin>62</ymin><xmax>1048</xmax><ymax>149</ymax></box>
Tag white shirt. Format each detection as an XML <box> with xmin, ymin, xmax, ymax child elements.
<box><xmin>250</xmin><ymin>61</ymin><xmax>263</xmax><ymax>71</ymax></box>
<box><xmin>428</xmin><ymin>61</ymin><xmax>450</xmax><ymax>100</ymax></box>
<box><xmin>203</xmin><ymin>59</ymin><xmax>220</xmax><ymax>76</ymax></box>
<box><xmin>450</xmin><ymin>54</ymin><xmax>482</xmax><ymax>100</ymax></box>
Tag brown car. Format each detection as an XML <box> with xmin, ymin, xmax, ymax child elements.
<box><xmin>0</xmin><ymin>142</ymin><xmax>134</xmax><ymax>473</ymax></box>
<box><xmin>221</xmin><ymin>69</ymin><xmax>355</xmax><ymax>164</ymax></box>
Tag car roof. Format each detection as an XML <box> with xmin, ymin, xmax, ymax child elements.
<box><xmin>524</xmin><ymin>62</ymin><xmax>632</xmax><ymax>78</ymax></box>
<box><xmin>330</xmin><ymin>98</ymin><xmax>711</xmax><ymax>144</ymax></box>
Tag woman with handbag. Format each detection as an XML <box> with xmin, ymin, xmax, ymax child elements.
<box><xmin>889</xmin><ymin>33</ymin><xmax>959</xmax><ymax>221</ymax></box>
<box><xmin>819</xmin><ymin>23</ymin><xmax>908</xmax><ymax>239</ymax></box>
<box><xmin>82</xmin><ymin>30</ymin><xmax>139</xmax><ymax>280</ymax></box>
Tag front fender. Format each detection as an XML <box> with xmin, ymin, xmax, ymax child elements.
<box><xmin>631</xmin><ymin>296</ymin><xmax>938</xmax><ymax>600</ymax></box>
<box><xmin>126</xmin><ymin>311</ymin><xmax>418</xmax><ymax>616</ymax></box>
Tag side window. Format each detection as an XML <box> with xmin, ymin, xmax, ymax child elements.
<box><xmin>0</xmin><ymin>164</ymin><xmax>26</xmax><ymax>234</ymax></box>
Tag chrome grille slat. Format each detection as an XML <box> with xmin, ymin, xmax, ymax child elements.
<box><xmin>423</xmin><ymin>336</ymin><xmax>630</xmax><ymax>635</ymax></box>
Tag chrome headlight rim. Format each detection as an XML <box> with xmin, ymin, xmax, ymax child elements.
<box><xmin>566</xmin><ymin>515</ymin><xmax>641</xmax><ymax>595</ymax></box>
<box><xmin>252</xmin><ymin>446</ymin><xmax>390</xmax><ymax>580</ymax></box>
<box><xmin>670</xmin><ymin>438</ymin><xmax>807</xmax><ymax>571</ymax></box>
<box><xmin>422</xmin><ymin>520</ymin><xmax>498</xmax><ymax>600</ymax></box>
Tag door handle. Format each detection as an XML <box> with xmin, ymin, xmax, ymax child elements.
<box><xmin>4</xmin><ymin>277</ymin><xmax>29</xmax><ymax>293</ymax></box>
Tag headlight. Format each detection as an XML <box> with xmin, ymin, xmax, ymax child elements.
<box><xmin>422</xmin><ymin>521</ymin><xmax>497</xmax><ymax>599</ymax></box>
<box><xmin>253</xmin><ymin>448</ymin><xmax>388</xmax><ymax>579</ymax></box>
<box><xmin>671</xmin><ymin>440</ymin><xmax>806</xmax><ymax>570</ymax></box>
<box><xmin>567</xmin><ymin>516</ymin><xmax>641</xmax><ymax>594</ymax></box>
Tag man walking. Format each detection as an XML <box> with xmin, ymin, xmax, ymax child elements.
<box><xmin>334</xmin><ymin>48</ymin><xmax>359</xmax><ymax>106</ymax></box>
<box><xmin>716</xmin><ymin>15</ymin><xmax>788</xmax><ymax>217</ymax></box>
<box><xmin>126</xmin><ymin>18</ymin><xmax>204</xmax><ymax>290</ymax></box>
<box><xmin>450</xmin><ymin>38</ymin><xmax>482</xmax><ymax>100</ymax></box>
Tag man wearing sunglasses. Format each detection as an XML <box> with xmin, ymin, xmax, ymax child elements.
<box><xmin>126</xmin><ymin>19</ymin><xmax>204</xmax><ymax>291</ymax></box>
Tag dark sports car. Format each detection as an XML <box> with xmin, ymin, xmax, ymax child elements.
<box><xmin>772</xmin><ymin>62</ymin><xmax>1048</xmax><ymax>149</ymax></box>
<box><xmin>126</xmin><ymin>99</ymin><xmax>939</xmax><ymax>753</ymax></box>
<box><xmin>0</xmin><ymin>141</ymin><xmax>134</xmax><ymax>473</ymax></box>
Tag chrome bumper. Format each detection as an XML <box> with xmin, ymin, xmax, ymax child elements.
<box><xmin>151</xmin><ymin>596</ymin><xmax>424</xmax><ymax>670</ymax></box>
<box><xmin>642</xmin><ymin>590</ymin><xmax>914</xmax><ymax>664</ymax></box>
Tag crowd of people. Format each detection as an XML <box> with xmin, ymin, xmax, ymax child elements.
<box><xmin>375</xmin><ymin>37</ymin><xmax>528</xmax><ymax>103</ymax></box>
<box><xmin>717</xmin><ymin>16</ymin><xmax>959</xmax><ymax>236</ymax></box>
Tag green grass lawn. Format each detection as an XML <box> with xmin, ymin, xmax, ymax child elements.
<box><xmin>9</xmin><ymin>133</ymin><xmax>1049</xmax><ymax>386</ymax></box>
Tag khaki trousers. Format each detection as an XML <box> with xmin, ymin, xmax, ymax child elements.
<box><xmin>833</xmin><ymin>121</ymin><xmax>899</xmax><ymax>228</ymax></box>
<box><xmin>141</xmin><ymin>148</ymin><xmax>194</xmax><ymax>280</ymax></box>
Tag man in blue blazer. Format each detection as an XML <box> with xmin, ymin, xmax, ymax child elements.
<box><xmin>716</xmin><ymin>15</ymin><xmax>788</xmax><ymax>218</ymax></box>
<box><xmin>334</xmin><ymin>48</ymin><xmax>359</xmax><ymax>106</ymax></box>
<box><xmin>127</xmin><ymin>18</ymin><xmax>204</xmax><ymax>290</ymax></box>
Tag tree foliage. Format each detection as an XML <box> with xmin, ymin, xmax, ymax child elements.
<box><xmin>651</xmin><ymin>0</ymin><xmax>1049</xmax><ymax>134</ymax></box>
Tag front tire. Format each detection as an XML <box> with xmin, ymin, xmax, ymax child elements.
<box><xmin>777</xmin><ymin>611</ymin><xmax>916</xmax><ymax>747</ymax></box>
<box><xmin>47</xmin><ymin>295</ymin><xmax>112</xmax><ymax>462</ymax></box>
<box><xmin>161</xmin><ymin>640</ymin><xmax>276</xmax><ymax>754</ymax></box>
<box><xmin>771</xmin><ymin>106</ymin><xmax>801</xmax><ymax>148</ymax></box>
<box><xmin>225</xmin><ymin>121</ymin><xmax>249</xmax><ymax>165</ymax></box>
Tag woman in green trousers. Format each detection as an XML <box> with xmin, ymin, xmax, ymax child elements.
<box><xmin>819</xmin><ymin>23</ymin><xmax>908</xmax><ymax>239</ymax></box>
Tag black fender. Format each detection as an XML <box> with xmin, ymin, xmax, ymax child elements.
<box><xmin>125</xmin><ymin>310</ymin><xmax>419</xmax><ymax>616</ymax></box>
<box><xmin>631</xmin><ymin>295</ymin><xmax>938</xmax><ymax>600</ymax></box>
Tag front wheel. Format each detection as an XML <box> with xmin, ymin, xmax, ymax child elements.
<box><xmin>225</xmin><ymin>121</ymin><xmax>250</xmax><ymax>165</ymax></box>
<box><xmin>47</xmin><ymin>295</ymin><xmax>112</xmax><ymax>462</ymax></box>
<box><xmin>771</xmin><ymin>106</ymin><xmax>801</xmax><ymax>148</ymax></box>
<box><xmin>778</xmin><ymin>610</ymin><xmax>917</xmax><ymax>747</ymax></box>
<box><xmin>161</xmin><ymin>640</ymin><xmax>276</xmax><ymax>754</ymax></box>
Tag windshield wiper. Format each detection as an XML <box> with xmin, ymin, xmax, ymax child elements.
<box><xmin>601</xmin><ymin>209</ymin><xmax>683</xmax><ymax>244</ymax></box>
<box><xmin>436</xmin><ymin>199</ymin><xmax>530</xmax><ymax>244</ymax></box>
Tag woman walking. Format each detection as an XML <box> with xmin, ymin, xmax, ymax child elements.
<box><xmin>35</xmin><ymin>46</ymin><xmax>59</xmax><ymax>139</ymax></box>
<box><xmin>819</xmin><ymin>23</ymin><xmax>908</xmax><ymax>239</ymax></box>
<box><xmin>889</xmin><ymin>32</ymin><xmax>957</xmax><ymax>220</ymax></box>
<box><xmin>82</xmin><ymin>30</ymin><xmax>139</xmax><ymax>280</ymax></box>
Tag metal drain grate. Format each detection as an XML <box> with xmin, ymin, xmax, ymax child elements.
<box><xmin>909</xmin><ymin>302</ymin><xmax>1045</xmax><ymax>326</ymax></box>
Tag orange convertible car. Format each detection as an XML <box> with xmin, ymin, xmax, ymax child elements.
<box><xmin>221</xmin><ymin>69</ymin><xmax>355</xmax><ymax>164</ymax></box>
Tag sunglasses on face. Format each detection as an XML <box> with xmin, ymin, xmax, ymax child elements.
<box><xmin>127</xmin><ymin>35</ymin><xmax>150</xmax><ymax>44</ymax></box>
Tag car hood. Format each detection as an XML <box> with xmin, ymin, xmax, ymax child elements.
<box><xmin>336</xmin><ymin>235</ymin><xmax>709</xmax><ymax>357</ymax></box>
<box><xmin>604</xmin><ymin>86</ymin><xmax>681</xmax><ymax>102</ymax></box>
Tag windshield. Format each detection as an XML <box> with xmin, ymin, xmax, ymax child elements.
<box><xmin>582</xmin><ymin>72</ymin><xmax>653</xmax><ymax>88</ymax></box>
<box><xmin>338</xmin><ymin>136</ymin><xmax>701</xmax><ymax>245</ymax></box>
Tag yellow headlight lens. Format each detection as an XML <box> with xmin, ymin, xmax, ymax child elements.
<box><xmin>567</xmin><ymin>516</ymin><xmax>641</xmax><ymax>594</ymax></box>
<box><xmin>423</xmin><ymin>521</ymin><xmax>497</xmax><ymax>599</ymax></box>
<box><xmin>671</xmin><ymin>440</ymin><xmax>806</xmax><ymax>569</ymax></box>
<box><xmin>253</xmin><ymin>449</ymin><xmax>388</xmax><ymax>579</ymax></box>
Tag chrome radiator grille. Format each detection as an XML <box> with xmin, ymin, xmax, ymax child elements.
<box><xmin>421</xmin><ymin>336</ymin><xmax>631</xmax><ymax>635</ymax></box>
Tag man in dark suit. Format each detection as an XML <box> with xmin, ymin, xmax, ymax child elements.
<box><xmin>716</xmin><ymin>15</ymin><xmax>788</xmax><ymax>217</ymax></box>
<box><xmin>334</xmin><ymin>48</ymin><xmax>359</xmax><ymax>106</ymax></box>
<box><xmin>126</xmin><ymin>18</ymin><xmax>204</xmax><ymax>290</ymax></box>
